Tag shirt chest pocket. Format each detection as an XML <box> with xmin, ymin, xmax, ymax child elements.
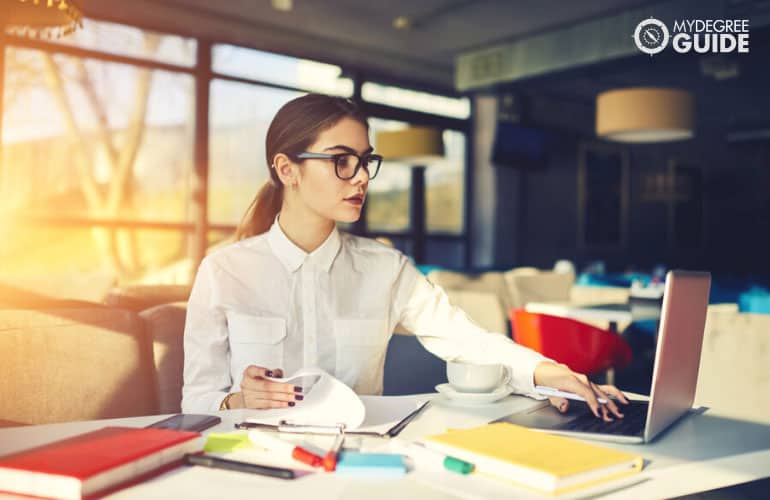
<box><xmin>334</xmin><ymin>318</ymin><xmax>387</xmax><ymax>382</ymax></box>
<box><xmin>226</xmin><ymin>312</ymin><xmax>287</xmax><ymax>380</ymax></box>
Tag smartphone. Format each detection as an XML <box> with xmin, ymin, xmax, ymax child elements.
<box><xmin>145</xmin><ymin>414</ymin><xmax>222</xmax><ymax>432</ymax></box>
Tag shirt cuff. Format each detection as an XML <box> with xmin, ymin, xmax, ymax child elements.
<box><xmin>182</xmin><ymin>390</ymin><xmax>230</xmax><ymax>413</ymax></box>
<box><xmin>508</xmin><ymin>354</ymin><xmax>554</xmax><ymax>400</ymax></box>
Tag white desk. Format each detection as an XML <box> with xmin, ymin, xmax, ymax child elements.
<box><xmin>2</xmin><ymin>395</ymin><xmax>770</xmax><ymax>500</ymax></box>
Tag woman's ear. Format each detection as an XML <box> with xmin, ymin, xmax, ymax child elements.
<box><xmin>273</xmin><ymin>153</ymin><xmax>299</xmax><ymax>188</ymax></box>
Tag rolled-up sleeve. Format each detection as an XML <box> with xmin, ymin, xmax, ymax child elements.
<box><xmin>181</xmin><ymin>257</ymin><xmax>232</xmax><ymax>412</ymax></box>
<box><xmin>392</xmin><ymin>257</ymin><xmax>551</xmax><ymax>398</ymax></box>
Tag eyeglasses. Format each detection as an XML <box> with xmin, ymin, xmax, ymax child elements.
<box><xmin>291</xmin><ymin>151</ymin><xmax>383</xmax><ymax>180</ymax></box>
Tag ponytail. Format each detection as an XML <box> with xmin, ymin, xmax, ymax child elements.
<box><xmin>235</xmin><ymin>180</ymin><xmax>283</xmax><ymax>240</ymax></box>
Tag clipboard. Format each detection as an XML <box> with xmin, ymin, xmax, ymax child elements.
<box><xmin>235</xmin><ymin>401</ymin><xmax>430</xmax><ymax>438</ymax></box>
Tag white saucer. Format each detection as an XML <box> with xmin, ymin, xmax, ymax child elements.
<box><xmin>434</xmin><ymin>383</ymin><xmax>511</xmax><ymax>406</ymax></box>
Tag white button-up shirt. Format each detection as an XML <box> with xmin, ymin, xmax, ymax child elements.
<box><xmin>182</xmin><ymin>219</ymin><xmax>549</xmax><ymax>413</ymax></box>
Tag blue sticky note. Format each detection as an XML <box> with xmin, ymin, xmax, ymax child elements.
<box><xmin>335</xmin><ymin>452</ymin><xmax>407</xmax><ymax>477</ymax></box>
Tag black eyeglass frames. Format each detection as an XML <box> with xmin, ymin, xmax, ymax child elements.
<box><xmin>292</xmin><ymin>151</ymin><xmax>383</xmax><ymax>180</ymax></box>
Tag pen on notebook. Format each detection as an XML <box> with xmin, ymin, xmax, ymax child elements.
<box><xmin>322</xmin><ymin>432</ymin><xmax>345</xmax><ymax>472</ymax></box>
<box><xmin>184</xmin><ymin>453</ymin><xmax>295</xmax><ymax>480</ymax></box>
<box><xmin>409</xmin><ymin>442</ymin><xmax>474</xmax><ymax>475</ymax></box>
<box><xmin>386</xmin><ymin>400</ymin><xmax>431</xmax><ymax>438</ymax></box>
<box><xmin>248</xmin><ymin>429</ymin><xmax>323</xmax><ymax>468</ymax></box>
<box><xmin>535</xmin><ymin>385</ymin><xmax>609</xmax><ymax>404</ymax></box>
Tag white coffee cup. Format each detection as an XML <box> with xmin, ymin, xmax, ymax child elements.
<box><xmin>446</xmin><ymin>361</ymin><xmax>509</xmax><ymax>393</ymax></box>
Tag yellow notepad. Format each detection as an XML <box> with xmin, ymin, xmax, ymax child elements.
<box><xmin>423</xmin><ymin>423</ymin><xmax>643</xmax><ymax>495</ymax></box>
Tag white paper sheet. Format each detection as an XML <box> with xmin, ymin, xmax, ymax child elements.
<box><xmin>244</xmin><ymin>367</ymin><xmax>366</xmax><ymax>429</ymax></box>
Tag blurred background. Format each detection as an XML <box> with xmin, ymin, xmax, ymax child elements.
<box><xmin>0</xmin><ymin>0</ymin><xmax>768</xmax><ymax>305</ymax></box>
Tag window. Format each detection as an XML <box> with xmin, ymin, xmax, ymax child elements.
<box><xmin>577</xmin><ymin>143</ymin><xmax>629</xmax><ymax>249</ymax></box>
<box><xmin>2</xmin><ymin>48</ymin><xmax>195</xmax><ymax>222</ymax></box>
<box><xmin>426</xmin><ymin>129</ymin><xmax>465</xmax><ymax>233</ymax></box>
<box><xmin>367</xmin><ymin>119</ymin><xmax>466</xmax><ymax>235</ymax></box>
<box><xmin>0</xmin><ymin>19</ymin><xmax>472</xmax><ymax>298</ymax></box>
<box><xmin>362</xmin><ymin>82</ymin><xmax>470</xmax><ymax>119</ymax></box>
<box><xmin>47</xmin><ymin>18</ymin><xmax>196</xmax><ymax>67</ymax></box>
<box><xmin>367</xmin><ymin>118</ymin><xmax>411</xmax><ymax>232</ymax></box>
<box><xmin>1</xmin><ymin>24</ymin><xmax>195</xmax><ymax>296</ymax></box>
<box><xmin>208</xmin><ymin>81</ymin><xmax>302</xmax><ymax>224</ymax></box>
<box><xmin>213</xmin><ymin>44</ymin><xmax>353</xmax><ymax>96</ymax></box>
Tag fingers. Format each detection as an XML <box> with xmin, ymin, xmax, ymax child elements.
<box><xmin>548</xmin><ymin>397</ymin><xmax>569</xmax><ymax>413</ymax></box>
<box><xmin>246</xmin><ymin>391</ymin><xmax>303</xmax><ymax>403</ymax></box>
<box><xmin>244</xmin><ymin>365</ymin><xmax>280</xmax><ymax>379</ymax></box>
<box><xmin>240</xmin><ymin>365</ymin><xmax>302</xmax><ymax>410</ymax></box>
<box><xmin>599</xmin><ymin>384</ymin><xmax>630</xmax><ymax>405</ymax></box>
<box><xmin>590</xmin><ymin>382</ymin><xmax>623</xmax><ymax>422</ymax></box>
<box><xmin>561</xmin><ymin>377</ymin><xmax>602</xmax><ymax>418</ymax></box>
<box><xmin>242</xmin><ymin>396</ymin><xmax>296</xmax><ymax>409</ymax></box>
<box><xmin>242</xmin><ymin>377</ymin><xmax>301</xmax><ymax>394</ymax></box>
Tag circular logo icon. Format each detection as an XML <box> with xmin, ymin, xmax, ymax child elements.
<box><xmin>633</xmin><ymin>17</ymin><xmax>669</xmax><ymax>55</ymax></box>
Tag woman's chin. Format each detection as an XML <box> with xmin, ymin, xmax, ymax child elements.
<box><xmin>335</xmin><ymin>210</ymin><xmax>362</xmax><ymax>224</ymax></box>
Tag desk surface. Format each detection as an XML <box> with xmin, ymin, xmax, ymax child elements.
<box><xmin>1</xmin><ymin>395</ymin><xmax>769</xmax><ymax>500</ymax></box>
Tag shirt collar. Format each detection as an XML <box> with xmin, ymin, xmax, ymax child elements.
<box><xmin>266</xmin><ymin>216</ymin><xmax>341</xmax><ymax>273</ymax></box>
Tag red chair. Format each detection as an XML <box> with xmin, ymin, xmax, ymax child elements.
<box><xmin>510</xmin><ymin>309</ymin><xmax>632</xmax><ymax>378</ymax></box>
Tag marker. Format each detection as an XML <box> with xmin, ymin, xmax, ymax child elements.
<box><xmin>535</xmin><ymin>385</ymin><xmax>609</xmax><ymax>404</ymax></box>
<box><xmin>409</xmin><ymin>442</ymin><xmax>474</xmax><ymax>475</ymax></box>
<box><xmin>322</xmin><ymin>432</ymin><xmax>345</xmax><ymax>472</ymax></box>
<box><xmin>184</xmin><ymin>453</ymin><xmax>295</xmax><ymax>480</ymax></box>
<box><xmin>248</xmin><ymin>429</ymin><xmax>323</xmax><ymax>468</ymax></box>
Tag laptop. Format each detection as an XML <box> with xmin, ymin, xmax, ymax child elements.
<box><xmin>498</xmin><ymin>270</ymin><xmax>711</xmax><ymax>444</ymax></box>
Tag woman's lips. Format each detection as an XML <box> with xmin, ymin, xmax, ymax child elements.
<box><xmin>344</xmin><ymin>195</ymin><xmax>364</xmax><ymax>205</ymax></box>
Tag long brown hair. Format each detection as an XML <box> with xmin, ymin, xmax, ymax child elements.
<box><xmin>234</xmin><ymin>94</ymin><xmax>369</xmax><ymax>240</ymax></box>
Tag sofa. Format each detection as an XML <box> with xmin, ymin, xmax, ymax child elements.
<box><xmin>0</xmin><ymin>301</ymin><xmax>187</xmax><ymax>426</ymax></box>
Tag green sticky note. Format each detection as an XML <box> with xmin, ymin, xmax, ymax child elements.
<box><xmin>204</xmin><ymin>432</ymin><xmax>253</xmax><ymax>452</ymax></box>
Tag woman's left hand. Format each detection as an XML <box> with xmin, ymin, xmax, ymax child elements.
<box><xmin>533</xmin><ymin>361</ymin><xmax>629</xmax><ymax>421</ymax></box>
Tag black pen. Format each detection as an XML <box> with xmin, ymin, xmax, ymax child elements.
<box><xmin>386</xmin><ymin>400</ymin><xmax>431</xmax><ymax>438</ymax></box>
<box><xmin>184</xmin><ymin>453</ymin><xmax>295</xmax><ymax>480</ymax></box>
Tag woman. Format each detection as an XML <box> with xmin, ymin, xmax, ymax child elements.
<box><xmin>182</xmin><ymin>93</ymin><xmax>628</xmax><ymax>420</ymax></box>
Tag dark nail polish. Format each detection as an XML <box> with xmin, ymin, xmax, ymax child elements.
<box><xmin>265</xmin><ymin>370</ymin><xmax>274</xmax><ymax>377</ymax></box>
<box><xmin>288</xmin><ymin>402</ymin><xmax>296</xmax><ymax>407</ymax></box>
<box><xmin>294</xmin><ymin>386</ymin><xmax>303</xmax><ymax>393</ymax></box>
<box><xmin>295</xmin><ymin>395</ymin><xmax>304</xmax><ymax>401</ymax></box>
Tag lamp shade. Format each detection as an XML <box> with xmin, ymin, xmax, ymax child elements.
<box><xmin>596</xmin><ymin>88</ymin><xmax>694</xmax><ymax>143</ymax></box>
<box><xmin>375</xmin><ymin>126</ymin><xmax>444</xmax><ymax>163</ymax></box>
<box><xmin>1</xmin><ymin>0</ymin><xmax>83</xmax><ymax>38</ymax></box>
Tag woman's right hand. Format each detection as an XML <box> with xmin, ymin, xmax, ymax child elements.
<box><xmin>226</xmin><ymin>365</ymin><xmax>304</xmax><ymax>409</ymax></box>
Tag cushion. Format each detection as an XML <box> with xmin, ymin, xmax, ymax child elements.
<box><xmin>0</xmin><ymin>308</ymin><xmax>158</xmax><ymax>424</ymax></box>
<box><xmin>444</xmin><ymin>289</ymin><xmax>507</xmax><ymax>334</ymax></box>
<box><xmin>140</xmin><ymin>302</ymin><xmax>187</xmax><ymax>414</ymax></box>
<box><xmin>426</xmin><ymin>270</ymin><xmax>512</xmax><ymax>314</ymax></box>
<box><xmin>105</xmin><ymin>284</ymin><xmax>192</xmax><ymax>312</ymax></box>
<box><xmin>504</xmin><ymin>271</ymin><xmax>575</xmax><ymax>309</ymax></box>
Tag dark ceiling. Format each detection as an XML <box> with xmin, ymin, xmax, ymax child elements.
<box><xmin>88</xmin><ymin>0</ymin><xmax>770</xmax><ymax>126</ymax></box>
<box><xmin>91</xmin><ymin>0</ymin><xmax>661</xmax><ymax>89</ymax></box>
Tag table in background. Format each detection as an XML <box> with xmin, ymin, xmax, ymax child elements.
<box><xmin>524</xmin><ymin>301</ymin><xmax>661</xmax><ymax>333</ymax></box>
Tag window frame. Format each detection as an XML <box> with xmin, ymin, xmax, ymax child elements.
<box><xmin>0</xmin><ymin>18</ymin><xmax>474</xmax><ymax>275</ymax></box>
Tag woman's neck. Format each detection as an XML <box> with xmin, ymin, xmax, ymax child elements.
<box><xmin>277</xmin><ymin>206</ymin><xmax>335</xmax><ymax>254</ymax></box>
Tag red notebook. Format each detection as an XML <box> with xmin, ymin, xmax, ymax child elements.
<box><xmin>0</xmin><ymin>426</ymin><xmax>203</xmax><ymax>500</ymax></box>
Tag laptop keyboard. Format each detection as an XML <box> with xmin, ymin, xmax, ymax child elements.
<box><xmin>555</xmin><ymin>399</ymin><xmax>649</xmax><ymax>436</ymax></box>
